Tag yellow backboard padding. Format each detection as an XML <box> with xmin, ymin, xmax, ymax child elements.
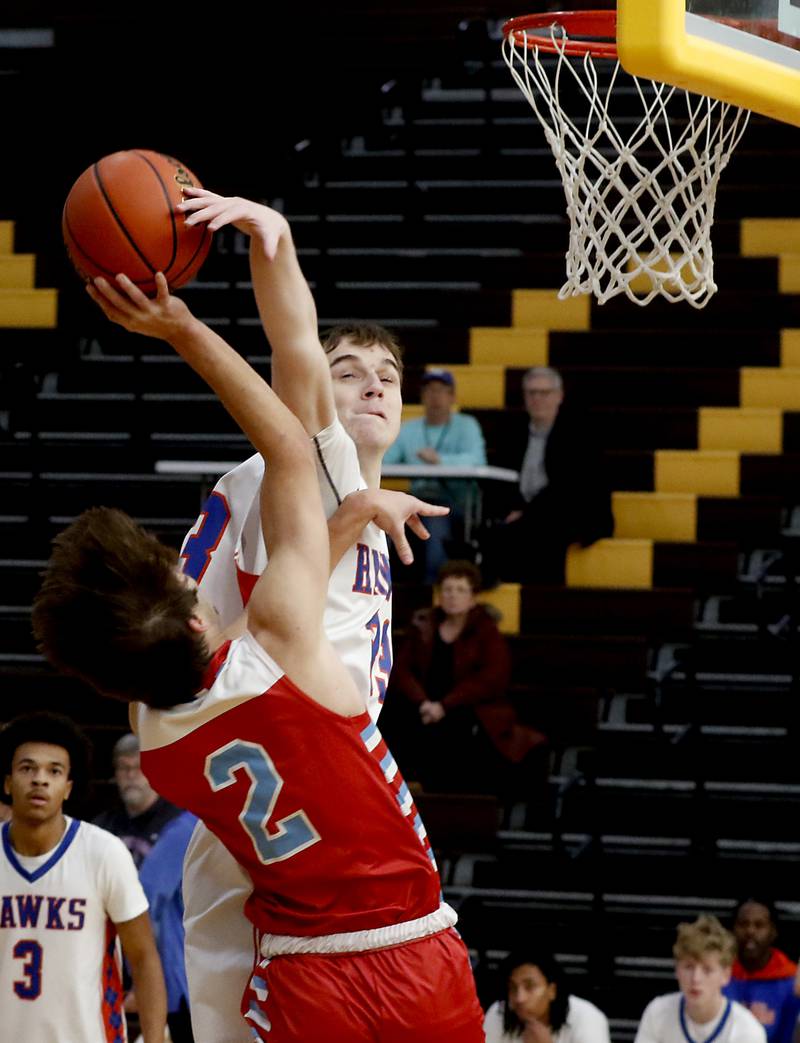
<box><xmin>0</xmin><ymin>255</ymin><xmax>35</xmax><ymax>289</ymax></box>
<box><xmin>741</xmin><ymin>220</ymin><xmax>800</xmax><ymax>256</ymax></box>
<box><xmin>618</xmin><ymin>0</ymin><xmax>800</xmax><ymax>127</ymax></box>
<box><xmin>613</xmin><ymin>492</ymin><xmax>697</xmax><ymax>542</ymax></box>
<box><xmin>512</xmin><ymin>290</ymin><xmax>590</xmax><ymax>331</ymax></box>
<box><xmin>781</xmin><ymin>331</ymin><xmax>800</xmax><ymax>368</ymax></box>
<box><xmin>699</xmin><ymin>408</ymin><xmax>782</xmax><ymax>454</ymax></box>
<box><xmin>566</xmin><ymin>538</ymin><xmax>653</xmax><ymax>590</ymax></box>
<box><xmin>470</xmin><ymin>327</ymin><xmax>548</xmax><ymax>367</ymax></box>
<box><xmin>424</xmin><ymin>364</ymin><xmax>505</xmax><ymax>408</ymax></box>
<box><xmin>655</xmin><ymin>450</ymin><xmax>739</xmax><ymax>496</ymax></box>
<box><xmin>0</xmin><ymin>222</ymin><xmax>14</xmax><ymax>253</ymax></box>
<box><xmin>741</xmin><ymin>368</ymin><xmax>800</xmax><ymax>410</ymax></box>
<box><xmin>0</xmin><ymin>288</ymin><xmax>57</xmax><ymax>328</ymax></box>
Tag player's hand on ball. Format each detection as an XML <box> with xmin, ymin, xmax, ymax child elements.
<box><xmin>178</xmin><ymin>187</ymin><xmax>289</xmax><ymax>260</ymax></box>
<box><xmin>88</xmin><ymin>272</ymin><xmax>194</xmax><ymax>339</ymax></box>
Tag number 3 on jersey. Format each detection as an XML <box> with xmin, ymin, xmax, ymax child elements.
<box><xmin>206</xmin><ymin>740</ymin><xmax>320</xmax><ymax>865</ymax></box>
<box><xmin>13</xmin><ymin>939</ymin><xmax>42</xmax><ymax>999</ymax></box>
<box><xmin>366</xmin><ymin>613</ymin><xmax>392</xmax><ymax>704</ymax></box>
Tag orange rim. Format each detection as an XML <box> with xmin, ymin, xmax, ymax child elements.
<box><xmin>502</xmin><ymin>11</ymin><xmax>618</xmax><ymax>59</ymax></box>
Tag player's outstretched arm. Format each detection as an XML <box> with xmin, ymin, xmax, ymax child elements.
<box><xmin>329</xmin><ymin>489</ymin><xmax>450</xmax><ymax>567</ymax></box>
<box><xmin>88</xmin><ymin>273</ymin><xmax>313</xmax><ymax>473</ymax></box>
<box><xmin>178</xmin><ymin>187</ymin><xmax>335</xmax><ymax>436</ymax></box>
<box><xmin>116</xmin><ymin>912</ymin><xmax>167</xmax><ymax>1043</ymax></box>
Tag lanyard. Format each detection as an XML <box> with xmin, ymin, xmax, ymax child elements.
<box><xmin>423</xmin><ymin>420</ymin><xmax>452</xmax><ymax>454</ymax></box>
<box><xmin>679</xmin><ymin>998</ymin><xmax>732</xmax><ymax>1043</ymax></box>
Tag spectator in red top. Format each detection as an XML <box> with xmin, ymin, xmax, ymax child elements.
<box><xmin>384</xmin><ymin>560</ymin><xmax>545</xmax><ymax>797</ymax></box>
<box><xmin>724</xmin><ymin>897</ymin><xmax>800</xmax><ymax>1043</ymax></box>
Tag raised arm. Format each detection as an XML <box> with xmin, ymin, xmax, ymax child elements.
<box><xmin>178</xmin><ymin>188</ymin><xmax>336</xmax><ymax>436</ymax></box>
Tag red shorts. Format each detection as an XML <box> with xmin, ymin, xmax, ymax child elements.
<box><xmin>241</xmin><ymin>927</ymin><xmax>485</xmax><ymax>1042</ymax></box>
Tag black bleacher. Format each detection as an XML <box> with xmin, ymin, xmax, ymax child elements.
<box><xmin>3</xmin><ymin>10</ymin><xmax>800</xmax><ymax>1039</ymax></box>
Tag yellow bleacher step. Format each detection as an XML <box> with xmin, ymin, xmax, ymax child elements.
<box><xmin>655</xmin><ymin>450</ymin><xmax>739</xmax><ymax>496</ymax></box>
<box><xmin>400</xmin><ymin>404</ymin><xmax>425</xmax><ymax>422</ymax></box>
<box><xmin>566</xmin><ymin>539</ymin><xmax>653</xmax><ymax>589</ymax></box>
<box><xmin>512</xmin><ymin>290</ymin><xmax>590</xmax><ymax>331</ymax></box>
<box><xmin>0</xmin><ymin>255</ymin><xmax>35</xmax><ymax>289</ymax></box>
<box><xmin>469</xmin><ymin>327</ymin><xmax>548</xmax><ymax>366</ymax></box>
<box><xmin>380</xmin><ymin>478</ymin><xmax>411</xmax><ymax>493</ymax></box>
<box><xmin>740</xmin><ymin>367</ymin><xmax>800</xmax><ymax>409</ymax></box>
<box><xmin>0</xmin><ymin>221</ymin><xmax>14</xmax><ymax>253</ymax></box>
<box><xmin>0</xmin><ymin>288</ymin><xmax>57</xmax><ymax>328</ymax></box>
<box><xmin>782</xmin><ymin>331</ymin><xmax>800</xmax><ymax>367</ymax></box>
<box><xmin>778</xmin><ymin>256</ymin><xmax>800</xmax><ymax>294</ymax></box>
<box><xmin>477</xmin><ymin>582</ymin><xmax>520</xmax><ymax>635</ymax></box>
<box><xmin>698</xmin><ymin>407</ymin><xmax>783</xmax><ymax>453</ymax></box>
<box><xmin>424</xmin><ymin>364</ymin><xmax>505</xmax><ymax>408</ymax></box>
<box><xmin>612</xmin><ymin>492</ymin><xmax>697</xmax><ymax>542</ymax></box>
<box><xmin>741</xmin><ymin>219</ymin><xmax>800</xmax><ymax>256</ymax></box>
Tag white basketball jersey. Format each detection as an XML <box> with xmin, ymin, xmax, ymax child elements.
<box><xmin>0</xmin><ymin>817</ymin><xmax>148</xmax><ymax>1043</ymax></box>
<box><xmin>179</xmin><ymin>418</ymin><xmax>393</xmax><ymax>1043</ymax></box>
<box><xmin>179</xmin><ymin>418</ymin><xmax>392</xmax><ymax>718</ymax></box>
<box><xmin>636</xmin><ymin>994</ymin><xmax>768</xmax><ymax>1043</ymax></box>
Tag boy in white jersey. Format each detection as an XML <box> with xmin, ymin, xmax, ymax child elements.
<box><xmin>636</xmin><ymin>915</ymin><xmax>767</xmax><ymax>1043</ymax></box>
<box><xmin>174</xmin><ymin>192</ymin><xmax>411</xmax><ymax>1041</ymax></box>
<box><xmin>32</xmin><ymin>271</ymin><xmax>482</xmax><ymax>1042</ymax></box>
<box><xmin>0</xmin><ymin>712</ymin><xmax>167</xmax><ymax>1043</ymax></box>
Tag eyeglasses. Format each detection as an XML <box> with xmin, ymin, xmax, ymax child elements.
<box><xmin>524</xmin><ymin>387</ymin><xmax>558</xmax><ymax>396</ymax></box>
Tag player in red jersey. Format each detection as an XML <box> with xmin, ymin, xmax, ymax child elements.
<box><xmin>32</xmin><ymin>273</ymin><xmax>485</xmax><ymax>1043</ymax></box>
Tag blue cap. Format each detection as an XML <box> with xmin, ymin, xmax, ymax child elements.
<box><xmin>421</xmin><ymin>368</ymin><xmax>455</xmax><ymax>387</ymax></box>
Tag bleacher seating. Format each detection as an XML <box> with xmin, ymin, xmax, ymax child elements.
<box><xmin>2</xmin><ymin>11</ymin><xmax>800</xmax><ymax>1039</ymax></box>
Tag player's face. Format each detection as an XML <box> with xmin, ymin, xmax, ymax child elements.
<box><xmin>4</xmin><ymin>742</ymin><xmax>73</xmax><ymax>822</ymax></box>
<box><xmin>438</xmin><ymin>576</ymin><xmax>477</xmax><ymax>618</ymax></box>
<box><xmin>734</xmin><ymin>902</ymin><xmax>776</xmax><ymax>967</ymax></box>
<box><xmin>523</xmin><ymin>377</ymin><xmax>563</xmax><ymax>428</ymax></box>
<box><xmin>328</xmin><ymin>340</ymin><xmax>402</xmax><ymax>451</ymax></box>
<box><xmin>675</xmin><ymin>955</ymin><xmax>731</xmax><ymax>1015</ymax></box>
<box><xmin>507</xmin><ymin>963</ymin><xmax>556</xmax><ymax>1026</ymax></box>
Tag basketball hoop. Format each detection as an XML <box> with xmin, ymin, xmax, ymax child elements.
<box><xmin>502</xmin><ymin>11</ymin><xmax>751</xmax><ymax>308</ymax></box>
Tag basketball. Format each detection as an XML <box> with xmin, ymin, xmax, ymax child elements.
<box><xmin>62</xmin><ymin>149</ymin><xmax>212</xmax><ymax>295</ymax></box>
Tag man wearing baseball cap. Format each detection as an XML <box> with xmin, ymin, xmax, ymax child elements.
<box><xmin>384</xmin><ymin>369</ymin><xmax>487</xmax><ymax>581</ymax></box>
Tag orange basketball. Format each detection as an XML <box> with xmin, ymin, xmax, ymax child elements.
<box><xmin>62</xmin><ymin>149</ymin><xmax>212</xmax><ymax>295</ymax></box>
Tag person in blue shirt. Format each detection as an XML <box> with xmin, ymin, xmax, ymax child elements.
<box><xmin>724</xmin><ymin>897</ymin><xmax>800</xmax><ymax>1043</ymax></box>
<box><xmin>383</xmin><ymin>368</ymin><xmax>487</xmax><ymax>581</ymax></box>
<box><xmin>138</xmin><ymin>811</ymin><xmax>198</xmax><ymax>1043</ymax></box>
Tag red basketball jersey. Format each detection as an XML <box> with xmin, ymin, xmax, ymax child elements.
<box><xmin>137</xmin><ymin>632</ymin><xmax>441</xmax><ymax>938</ymax></box>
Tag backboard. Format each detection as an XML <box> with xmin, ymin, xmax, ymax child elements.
<box><xmin>617</xmin><ymin>0</ymin><xmax>800</xmax><ymax>125</ymax></box>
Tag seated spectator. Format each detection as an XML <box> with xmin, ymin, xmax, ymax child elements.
<box><xmin>93</xmin><ymin>733</ymin><xmax>183</xmax><ymax>868</ymax></box>
<box><xmin>383</xmin><ymin>368</ymin><xmax>487</xmax><ymax>581</ymax></box>
<box><xmin>635</xmin><ymin>915</ymin><xmax>767</xmax><ymax>1043</ymax></box>
<box><xmin>486</xmin><ymin>366</ymin><xmax>614</xmax><ymax>585</ymax></box>
<box><xmin>484</xmin><ymin>946</ymin><xmax>611</xmax><ymax>1043</ymax></box>
<box><xmin>384</xmin><ymin>560</ymin><xmax>546</xmax><ymax>797</ymax></box>
<box><xmin>725</xmin><ymin>897</ymin><xmax>800</xmax><ymax>1043</ymax></box>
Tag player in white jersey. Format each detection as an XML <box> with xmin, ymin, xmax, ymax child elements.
<box><xmin>0</xmin><ymin>712</ymin><xmax>166</xmax><ymax>1043</ymax></box>
<box><xmin>636</xmin><ymin>915</ymin><xmax>767</xmax><ymax>1043</ymax></box>
<box><xmin>175</xmin><ymin>192</ymin><xmax>412</xmax><ymax>1042</ymax></box>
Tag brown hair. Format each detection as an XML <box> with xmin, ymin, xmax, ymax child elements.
<box><xmin>673</xmin><ymin>914</ymin><xmax>737</xmax><ymax>967</ymax></box>
<box><xmin>321</xmin><ymin>323</ymin><xmax>404</xmax><ymax>378</ymax></box>
<box><xmin>32</xmin><ymin>507</ymin><xmax>209</xmax><ymax>709</ymax></box>
<box><xmin>436</xmin><ymin>559</ymin><xmax>482</xmax><ymax>593</ymax></box>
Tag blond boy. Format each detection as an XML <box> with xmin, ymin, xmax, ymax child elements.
<box><xmin>636</xmin><ymin>915</ymin><xmax>767</xmax><ymax>1043</ymax></box>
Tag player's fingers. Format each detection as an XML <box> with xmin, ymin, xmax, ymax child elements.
<box><xmin>415</xmin><ymin>502</ymin><xmax>450</xmax><ymax>517</ymax></box>
<box><xmin>154</xmin><ymin>272</ymin><xmax>170</xmax><ymax>302</ymax></box>
<box><xmin>405</xmin><ymin>514</ymin><xmax>430</xmax><ymax>541</ymax></box>
<box><xmin>184</xmin><ymin>200</ymin><xmax>230</xmax><ymax>227</ymax></box>
<box><xmin>114</xmin><ymin>273</ymin><xmax>153</xmax><ymax>309</ymax></box>
<box><xmin>85</xmin><ymin>282</ymin><xmax>125</xmax><ymax>321</ymax></box>
<box><xmin>261</xmin><ymin>227</ymin><xmax>281</xmax><ymax>261</ymax></box>
<box><xmin>180</xmin><ymin>186</ymin><xmax>219</xmax><ymax>200</ymax></box>
<box><xmin>92</xmin><ymin>276</ymin><xmax>138</xmax><ymax>314</ymax></box>
<box><xmin>391</xmin><ymin>527</ymin><xmax>414</xmax><ymax>565</ymax></box>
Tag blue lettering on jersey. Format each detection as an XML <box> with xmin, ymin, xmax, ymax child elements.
<box><xmin>68</xmin><ymin>898</ymin><xmax>86</xmax><ymax>930</ymax></box>
<box><xmin>181</xmin><ymin>491</ymin><xmax>231</xmax><ymax>582</ymax></box>
<box><xmin>16</xmin><ymin>894</ymin><xmax>43</xmax><ymax>928</ymax></box>
<box><xmin>1</xmin><ymin>895</ymin><xmax>14</xmax><ymax>927</ymax></box>
<box><xmin>352</xmin><ymin>543</ymin><xmax>372</xmax><ymax>594</ymax></box>
<box><xmin>372</xmin><ymin>549</ymin><xmax>392</xmax><ymax>601</ymax></box>
<box><xmin>45</xmin><ymin>897</ymin><xmax>65</xmax><ymax>930</ymax></box>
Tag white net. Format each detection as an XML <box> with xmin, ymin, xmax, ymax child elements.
<box><xmin>502</xmin><ymin>24</ymin><xmax>751</xmax><ymax>307</ymax></box>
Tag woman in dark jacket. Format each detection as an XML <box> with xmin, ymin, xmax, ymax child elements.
<box><xmin>387</xmin><ymin>561</ymin><xmax>544</xmax><ymax>794</ymax></box>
